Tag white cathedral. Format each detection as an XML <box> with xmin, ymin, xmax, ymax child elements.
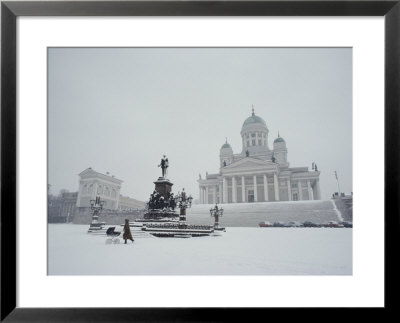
<box><xmin>198</xmin><ymin>109</ymin><xmax>321</xmax><ymax>204</ymax></box>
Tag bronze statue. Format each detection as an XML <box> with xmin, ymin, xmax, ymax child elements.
<box><xmin>158</xmin><ymin>155</ymin><xmax>169</xmax><ymax>177</ymax></box>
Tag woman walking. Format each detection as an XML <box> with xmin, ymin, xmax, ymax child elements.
<box><xmin>123</xmin><ymin>219</ymin><xmax>134</xmax><ymax>244</ymax></box>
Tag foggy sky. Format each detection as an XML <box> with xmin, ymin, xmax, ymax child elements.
<box><xmin>48</xmin><ymin>47</ymin><xmax>352</xmax><ymax>201</ymax></box>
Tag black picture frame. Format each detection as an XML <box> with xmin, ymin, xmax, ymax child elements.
<box><xmin>1</xmin><ymin>0</ymin><xmax>399</xmax><ymax>321</ymax></box>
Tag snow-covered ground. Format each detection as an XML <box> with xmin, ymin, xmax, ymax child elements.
<box><xmin>48</xmin><ymin>224</ymin><xmax>352</xmax><ymax>275</ymax></box>
<box><xmin>187</xmin><ymin>200</ymin><xmax>341</xmax><ymax>227</ymax></box>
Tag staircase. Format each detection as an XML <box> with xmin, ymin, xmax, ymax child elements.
<box><xmin>188</xmin><ymin>200</ymin><xmax>341</xmax><ymax>227</ymax></box>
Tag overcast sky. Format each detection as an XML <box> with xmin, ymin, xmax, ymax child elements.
<box><xmin>48</xmin><ymin>47</ymin><xmax>352</xmax><ymax>201</ymax></box>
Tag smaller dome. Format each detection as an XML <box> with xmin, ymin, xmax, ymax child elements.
<box><xmin>274</xmin><ymin>137</ymin><xmax>285</xmax><ymax>144</ymax></box>
<box><xmin>221</xmin><ymin>138</ymin><xmax>232</xmax><ymax>150</ymax></box>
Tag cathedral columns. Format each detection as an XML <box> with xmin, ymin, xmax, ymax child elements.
<box><xmin>253</xmin><ymin>175</ymin><xmax>258</xmax><ymax>202</ymax></box>
<box><xmin>307</xmin><ymin>180</ymin><xmax>314</xmax><ymax>200</ymax></box>
<box><xmin>315</xmin><ymin>179</ymin><xmax>321</xmax><ymax>200</ymax></box>
<box><xmin>219</xmin><ymin>183</ymin><xmax>223</xmax><ymax>203</ymax></box>
<box><xmin>213</xmin><ymin>186</ymin><xmax>217</xmax><ymax>204</ymax></box>
<box><xmin>274</xmin><ymin>173</ymin><xmax>280</xmax><ymax>201</ymax></box>
<box><xmin>205</xmin><ymin>186</ymin><xmax>209</xmax><ymax>204</ymax></box>
<box><xmin>287</xmin><ymin>179</ymin><xmax>292</xmax><ymax>201</ymax></box>
<box><xmin>241</xmin><ymin>176</ymin><xmax>246</xmax><ymax>203</ymax></box>
<box><xmin>223</xmin><ymin>177</ymin><xmax>228</xmax><ymax>203</ymax></box>
<box><xmin>232</xmin><ymin>177</ymin><xmax>237</xmax><ymax>203</ymax></box>
<box><xmin>263</xmin><ymin>174</ymin><xmax>269</xmax><ymax>201</ymax></box>
<box><xmin>297</xmin><ymin>181</ymin><xmax>303</xmax><ymax>200</ymax></box>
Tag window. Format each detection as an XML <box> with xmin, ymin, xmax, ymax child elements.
<box><xmin>251</xmin><ymin>133</ymin><xmax>256</xmax><ymax>137</ymax></box>
<box><xmin>252</xmin><ymin>140</ymin><xmax>255</xmax><ymax>145</ymax></box>
<box><xmin>258</xmin><ymin>139</ymin><xmax>262</xmax><ymax>145</ymax></box>
<box><xmin>247</xmin><ymin>141</ymin><xmax>250</xmax><ymax>147</ymax></box>
<box><xmin>293</xmin><ymin>193</ymin><xmax>298</xmax><ymax>201</ymax></box>
<box><xmin>88</xmin><ymin>184</ymin><xmax>93</xmax><ymax>194</ymax></box>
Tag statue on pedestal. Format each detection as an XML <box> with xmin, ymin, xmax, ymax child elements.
<box><xmin>158</xmin><ymin>155</ymin><xmax>169</xmax><ymax>177</ymax></box>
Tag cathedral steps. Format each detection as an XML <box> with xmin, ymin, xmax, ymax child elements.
<box><xmin>188</xmin><ymin>200</ymin><xmax>341</xmax><ymax>227</ymax></box>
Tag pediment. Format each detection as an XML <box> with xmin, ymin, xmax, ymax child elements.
<box><xmin>222</xmin><ymin>157</ymin><xmax>277</xmax><ymax>171</ymax></box>
<box><xmin>79</xmin><ymin>168</ymin><xmax>97</xmax><ymax>177</ymax></box>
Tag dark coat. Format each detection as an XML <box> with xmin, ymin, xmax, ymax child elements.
<box><xmin>123</xmin><ymin>219</ymin><xmax>133</xmax><ymax>240</ymax></box>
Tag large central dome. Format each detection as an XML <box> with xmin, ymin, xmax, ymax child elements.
<box><xmin>240</xmin><ymin>108</ymin><xmax>270</xmax><ymax>154</ymax></box>
<box><xmin>242</xmin><ymin>110</ymin><xmax>267</xmax><ymax>128</ymax></box>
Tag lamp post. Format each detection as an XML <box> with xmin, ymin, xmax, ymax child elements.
<box><xmin>89</xmin><ymin>196</ymin><xmax>104</xmax><ymax>224</ymax></box>
<box><xmin>174</xmin><ymin>188</ymin><xmax>193</xmax><ymax>229</ymax></box>
<box><xmin>210</xmin><ymin>204</ymin><xmax>224</xmax><ymax>230</ymax></box>
<box><xmin>334</xmin><ymin>170</ymin><xmax>341</xmax><ymax>197</ymax></box>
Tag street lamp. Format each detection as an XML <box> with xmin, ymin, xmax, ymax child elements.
<box><xmin>89</xmin><ymin>196</ymin><xmax>104</xmax><ymax>223</ymax></box>
<box><xmin>174</xmin><ymin>188</ymin><xmax>193</xmax><ymax>228</ymax></box>
<box><xmin>334</xmin><ymin>170</ymin><xmax>341</xmax><ymax>197</ymax></box>
<box><xmin>210</xmin><ymin>204</ymin><xmax>224</xmax><ymax>230</ymax></box>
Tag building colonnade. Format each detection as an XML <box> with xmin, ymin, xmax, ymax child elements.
<box><xmin>199</xmin><ymin>174</ymin><xmax>320</xmax><ymax>204</ymax></box>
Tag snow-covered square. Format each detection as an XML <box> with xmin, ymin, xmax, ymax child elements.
<box><xmin>48</xmin><ymin>224</ymin><xmax>352</xmax><ymax>275</ymax></box>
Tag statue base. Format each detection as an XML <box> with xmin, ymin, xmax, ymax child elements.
<box><xmin>144</xmin><ymin>209</ymin><xmax>178</xmax><ymax>219</ymax></box>
<box><xmin>153</xmin><ymin>177</ymin><xmax>173</xmax><ymax>199</ymax></box>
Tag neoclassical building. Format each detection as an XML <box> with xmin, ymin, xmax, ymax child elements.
<box><xmin>198</xmin><ymin>109</ymin><xmax>321</xmax><ymax>204</ymax></box>
<box><xmin>76</xmin><ymin>168</ymin><xmax>123</xmax><ymax>210</ymax></box>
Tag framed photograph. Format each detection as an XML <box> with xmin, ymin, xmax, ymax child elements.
<box><xmin>1</xmin><ymin>0</ymin><xmax>398</xmax><ymax>321</ymax></box>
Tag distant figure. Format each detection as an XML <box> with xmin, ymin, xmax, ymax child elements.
<box><xmin>246</xmin><ymin>150</ymin><xmax>249</xmax><ymax>157</ymax></box>
<box><xmin>271</xmin><ymin>154</ymin><xmax>276</xmax><ymax>163</ymax></box>
<box><xmin>158</xmin><ymin>155</ymin><xmax>168</xmax><ymax>177</ymax></box>
<box><xmin>123</xmin><ymin>219</ymin><xmax>134</xmax><ymax>244</ymax></box>
<box><xmin>223</xmin><ymin>160</ymin><xmax>227</xmax><ymax>167</ymax></box>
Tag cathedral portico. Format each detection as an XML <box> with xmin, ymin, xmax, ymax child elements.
<box><xmin>197</xmin><ymin>109</ymin><xmax>321</xmax><ymax>204</ymax></box>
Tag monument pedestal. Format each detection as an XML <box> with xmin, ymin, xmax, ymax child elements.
<box><xmin>144</xmin><ymin>177</ymin><xmax>177</xmax><ymax>219</ymax></box>
<box><xmin>153</xmin><ymin>177</ymin><xmax>173</xmax><ymax>198</ymax></box>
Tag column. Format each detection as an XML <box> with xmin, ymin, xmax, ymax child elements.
<box><xmin>297</xmin><ymin>181</ymin><xmax>303</xmax><ymax>200</ymax></box>
<box><xmin>241</xmin><ymin>176</ymin><xmax>246</xmax><ymax>203</ymax></box>
<box><xmin>232</xmin><ymin>177</ymin><xmax>237</xmax><ymax>203</ymax></box>
<box><xmin>219</xmin><ymin>182</ymin><xmax>223</xmax><ymax>204</ymax></box>
<box><xmin>223</xmin><ymin>177</ymin><xmax>228</xmax><ymax>203</ymax></box>
<box><xmin>274</xmin><ymin>173</ymin><xmax>280</xmax><ymax>201</ymax></box>
<box><xmin>205</xmin><ymin>186</ymin><xmax>209</xmax><ymax>204</ymax></box>
<box><xmin>315</xmin><ymin>179</ymin><xmax>321</xmax><ymax>200</ymax></box>
<box><xmin>307</xmin><ymin>180</ymin><xmax>314</xmax><ymax>200</ymax></box>
<box><xmin>287</xmin><ymin>178</ymin><xmax>292</xmax><ymax>201</ymax></box>
<box><xmin>253</xmin><ymin>175</ymin><xmax>258</xmax><ymax>202</ymax></box>
<box><xmin>253</xmin><ymin>176</ymin><xmax>258</xmax><ymax>202</ymax></box>
<box><xmin>199</xmin><ymin>186</ymin><xmax>203</xmax><ymax>204</ymax></box>
<box><xmin>213</xmin><ymin>186</ymin><xmax>217</xmax><ymax>204</ymax></box>
<box><xmin>263</xmin><ymin>174</ymin><xmax>269</xmax><ymax>202</ymax></box>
